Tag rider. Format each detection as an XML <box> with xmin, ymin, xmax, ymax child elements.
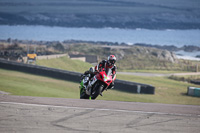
<box><xmin>82</xmin><ymin>55</ymin><xmax>117</xmax><ymax>89</ymax></box>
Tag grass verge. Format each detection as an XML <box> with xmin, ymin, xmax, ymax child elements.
<box><xmin>0</xmin><ymin>68</ymin><xmax>200</xmax><ymax>105</ymax></box>
<box><xmin>118</xmin><ymin>69</ymin><xmax>190</xmax><ymax>74</ymax></box>
<box><xmin>36</xmin><ymin>56</ymin><xmax>93</xmax><ymax>73</ymax></box>
<box><xmin>0</xmin><ymin>68</ymin><xmax>79</xmax><ymax>98</ymax></box>
<box><xmin>99</xmin><ymin>74</ymin><xmax>200</xmax><ymax>105</ymax></box>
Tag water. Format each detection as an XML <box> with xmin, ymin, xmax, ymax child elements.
<box><xmin>175</xmin><ymin>50</ymin><xmax>200</xmax><ymax>61</ymax></box>
<box><xmin>0</xmin><ymin>25</ymin><xmax>200</xmax><ymax>60</ymax></box>
<box><xmin>0</xmin><ymin>25</ymin><xmax>200</xmax><ymax>47</ymax></box>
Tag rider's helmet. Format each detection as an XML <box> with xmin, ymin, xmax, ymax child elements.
<box><xmin>107</xmin><ymin>55</ymin><xmax>116</xmax><ymax>68</ymax></box>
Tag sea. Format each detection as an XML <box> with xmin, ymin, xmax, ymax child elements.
<box><xmin>0</xmin><ymin>25</ymin><xmax>200</xmax><ymax>60</ymax></box>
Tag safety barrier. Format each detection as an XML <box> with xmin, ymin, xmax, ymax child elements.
<box><xmin>115</xmin><ymin>79</ymin><xmax>155</xmax><ymax>94</ymax></box>
<box><xmin>190</xmin><ymin>80</ymin><xmax>200</xmax><ymax>85</ymax></box>
<box><xmin>0</xmin><ymin>59</ymin><xmax>155</xmax><ymax>94</ymax></box>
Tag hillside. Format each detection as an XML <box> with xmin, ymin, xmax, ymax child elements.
<box><xmin>0</xmin><ymin>0</ymin><xmax>200</xmax><ymax>29</ymax></box>
<box><xmin>1</xmin><ymin>40</ymin><xmax>200</xmax><ymax>72</ymax></box>
<box><xmin>66</xmin><ymin>43</ymin><xmax>200</xmax><ymax>71</ymax></box>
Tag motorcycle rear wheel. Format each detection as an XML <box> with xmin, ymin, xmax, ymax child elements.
<box><xmin>80</xmin><ymin>87</ymin><xmax>90</xmax><ymax>99</ymax></box>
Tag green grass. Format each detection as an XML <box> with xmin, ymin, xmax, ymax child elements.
<box><xmin>169</xmin><ymin>75</ymin><xmax>200</xmax><ymax>82</ymax></box>
<box><xmin>101</xmin><ymin>74</ymin><xmax>200</xmax><ymax>105</ymax></box>
<box><xmin>36</xmin><ymin>56</ymin><xmax>93</xmax><ymax>73</ymax></box>
<box><xmin>0</xmin><ymin>68</ymin><xmax>80</xmax><ymax>98</ymax></box>
<box><xmin>118</xmin><ymin>69</ymin><xmax>188</xmax><ymax>74</ymax></box>
<box><xmin>0</xmin><ymin>68</ymin><xmax>200</xmax><ymax>105</ymax></box>
<box><xmin>35</xmin><ymin>56</ymin><xmax>200</xmax><ymax>105</ymax></box>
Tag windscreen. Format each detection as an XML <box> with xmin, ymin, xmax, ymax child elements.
<box><xmin>105</xmin><ymin>68</ymin><xmax>112</xmax><ymax>76</ymax></box>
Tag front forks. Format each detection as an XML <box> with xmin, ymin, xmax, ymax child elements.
<box><xmin>86</xmin><ymin>76</ymin><xmax>97</xmax><ymax>95</ymax></box>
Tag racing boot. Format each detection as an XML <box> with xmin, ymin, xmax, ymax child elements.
<box><xmin>85</xmin><ymin>76</ymin><xmax>97</xmax><ymax>95</ymax></box>
<box><xmin>81</xmin><ymin>74</ymin><xmax>89</xmax><ymax>89</ymax></box>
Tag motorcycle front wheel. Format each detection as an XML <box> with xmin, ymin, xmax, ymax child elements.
<box><xmin>91</xmin><ymin>82</ymin><xmax>104</xmax><ymax>100</ymax></box>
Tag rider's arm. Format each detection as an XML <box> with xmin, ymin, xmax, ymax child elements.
<box><xmin>112</xmin><ymin>65</ymin><xmax>117</xmax><ymax>81</ymax></box>
<box><xmin>95</xmin><ymin>60</ymin><xmax>106</xmax><ymax>72</ymax></box>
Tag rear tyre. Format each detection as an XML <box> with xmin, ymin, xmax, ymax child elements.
<box><xmin>80</xmin><ymin>87</ymin><xmax>90</xmax><ymax>99</ymax></box>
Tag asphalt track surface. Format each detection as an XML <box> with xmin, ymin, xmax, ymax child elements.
<box><xmin>0</xmin><ymin>95</ymin><xmax>200</xmax><ymax>133</ymax></box>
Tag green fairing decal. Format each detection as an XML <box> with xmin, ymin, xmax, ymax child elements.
<box><xmin>80</xmin><ymin>80</ymin><xmax>84</xmax><ymax>88</ymax></box>
<box><xmin>80</xmin><ymin>80</ymin><xmax>85</xmax><ymax>93</ymax></box>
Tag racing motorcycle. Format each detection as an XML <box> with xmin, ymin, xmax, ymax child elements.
<box><xmin>80</xmin><ymin>68</ymin><xmax>114</xmax><ymax>100</ymax></box>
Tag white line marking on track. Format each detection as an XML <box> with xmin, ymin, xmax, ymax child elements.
<box><xmin>0</xmin><ymin>102</ymin><xmax>199</xmax><ymax>117</ymax></box>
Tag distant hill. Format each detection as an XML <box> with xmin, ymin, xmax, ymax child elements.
<box><xmin>134</xmin><ymin>43</ymin><xmax>200</xmax><ymax>52</ymax></box>
<box><xmin>65</xmin><ymin>43</ymin><xmax>200</xmax><ymax>71</ymax></box>
<box><xmin>1</xmin><ymin>39</ymin><xmax>200</xmax><ymax>71</ymax></box>
<box><xmin>0</xmin><ymin>0</ymin><xmax>200</xmax><ymax>29</ymax></box>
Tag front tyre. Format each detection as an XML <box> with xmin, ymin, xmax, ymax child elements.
<box><xmin>91</xmin><ymin>82</ymin><xmax>104</xmax><ymax>100</ymax></box>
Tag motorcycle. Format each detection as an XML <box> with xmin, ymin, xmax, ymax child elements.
<box><xmin>80</xmin><ymin>68</ymin><xmax>114</xmax><ymax>100</ymax></box>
